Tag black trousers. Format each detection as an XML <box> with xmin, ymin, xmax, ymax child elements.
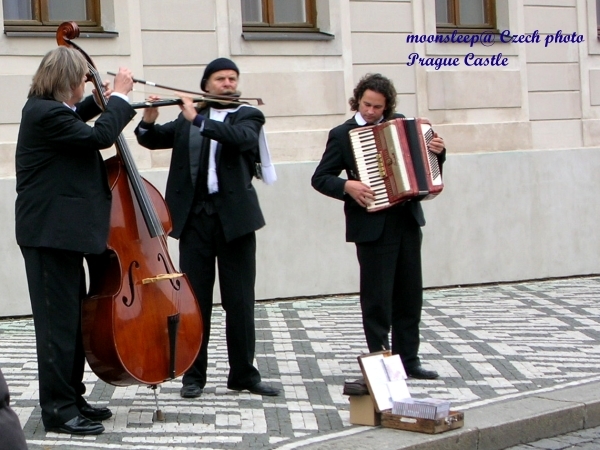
<box><xmin>0</xmin><ymin>368</ymin><xmax>27</xmax><ymax>449</ymax></box>
<box><xmin>179</xmin><ymin>211</ymin><xmax>261</xmax><ymax>389</ymax></box>
<box><xmin>20</xmin><ymin>246</ymin><xmax>87</xmax><ymax>428</ymax></box>
<box><xmin>355</xmin><ymin>205</ymin><xmax>423</xmax><ymax>370</ymax></box>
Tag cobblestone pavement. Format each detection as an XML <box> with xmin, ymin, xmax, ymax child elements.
<box><xmin>505</xmin><ymin>426</ymin><xmax>600</xmax><ymax>449</ymax></box>
<box><xmin>2</xmin><ymin>276</ymin><xmax>600</xmax><ymax>449</ymax></box>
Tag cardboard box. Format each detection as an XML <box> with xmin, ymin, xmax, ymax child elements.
<box><xmin>349</xmin><ymin>395</ymin><xmax>381</xmax><ymax>426</ymax></box>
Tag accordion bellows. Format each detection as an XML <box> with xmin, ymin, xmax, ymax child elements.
<box><xmin>349</xmin><ymin>118</ymin><xmax>444</xmax><ymax>212</ymax></box>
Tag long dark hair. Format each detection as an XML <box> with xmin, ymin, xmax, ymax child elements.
<box><xmin>348</xmin><ymin>73</ymin><xmax>397</xmax><ymax>120</ymax></box>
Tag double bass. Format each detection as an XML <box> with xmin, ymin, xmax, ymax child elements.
<box><xmin>56</xmin><ymin>22</ymin><xmax>203</xmax><ymax>386</ymax></box>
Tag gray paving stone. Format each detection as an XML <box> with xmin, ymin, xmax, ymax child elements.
<box><xmin>5</xmin><ymin>276</ymin><xmax>600</xmax><ymax>448</ymax></box>
<box><xmin>526</xmin><ymin>437</ymin><xmax>575</xmax><ymax>449</ymax></box>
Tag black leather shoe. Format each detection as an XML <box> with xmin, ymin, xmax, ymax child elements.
<box><xmin>406</xmin><ymin>366</ymin><xmax>439</xmax><ymax>379</ymax></box>
<box><xmin>180</xmin><ymin>384</ymin><xmax>203</xmax><ymax>398</ymax></box>
<box><xmin>46</xmin><ymin>415</ymin><xmax>105</xmax><ymax>435</ymax></box>
<box><xmin>80</xmin><ymin>404</ymin><xmax>112</xmax><ymax>421</ymax></box>
<box><xmin>229</xmin><ymin>381</ymin><xmax>280</xmax><ymax>396</ymax></box>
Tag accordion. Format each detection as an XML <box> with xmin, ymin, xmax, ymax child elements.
<box><xmin>349</xmin><ymin>118</ymin><xmax>443</xmax><ymax>212</ymax></box>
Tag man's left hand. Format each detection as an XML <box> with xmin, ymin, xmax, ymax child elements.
<box><xmin>428</xmin><ymin>133</ymin><xmax>445</xmax><ymax>154</ymax></box>
<box><xmin>178</xmin><ymin>95</ymin><xmax>198</xmax><ymax>122</ymax></box>
<box><xmin>99</xmin><ymin>80</ymin><xmax>112</xmax><ymax>99</ymax></box>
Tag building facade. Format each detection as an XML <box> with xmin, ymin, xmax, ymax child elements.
<box><xmin>0</xmin><ymin>0</ymin><xmax>599</xmax><ymax>316</ymax></box>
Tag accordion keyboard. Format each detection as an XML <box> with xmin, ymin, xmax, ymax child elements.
<box><xmin>349</xmin><ymin>129</ymin><xmax>390</xmax><ymax>208</ymax></box>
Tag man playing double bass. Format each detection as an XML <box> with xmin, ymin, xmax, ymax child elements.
<box><xmin>15</xmin><ymin>46</ymin><xmax>135</xmax><ymax>435</ymax></box>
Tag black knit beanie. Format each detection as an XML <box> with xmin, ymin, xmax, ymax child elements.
<box><xmin>200</xmin><ymin>58</ymin><xmax>240</xmax><ymax>92</ymax></box>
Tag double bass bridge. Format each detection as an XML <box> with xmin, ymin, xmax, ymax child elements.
<box><xmin>142</xmin><ymin>273</ymin><xmax>184</xmax><ymax>285</ymax></box>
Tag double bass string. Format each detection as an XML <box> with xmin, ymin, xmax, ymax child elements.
<box><xmin>89</xmin><ymin>48</ymin><xmax>187</xmax><ymax>358</ymax></box>
<box><xmin>87</xmin><ymin>64</ymin><xmax>165</xmax><ymax>239</ymax></box>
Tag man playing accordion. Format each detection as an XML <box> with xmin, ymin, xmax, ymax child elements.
<box><xmin>311</xmin><ymin>73</ymin><xmax>445</xmax><ymax>379</ymax></box>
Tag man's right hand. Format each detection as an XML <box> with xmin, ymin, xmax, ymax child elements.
<box><xmin>344</xmin><ymin>180</ymin><xmax>375</xmax><ymax>208</ymax></box>
<box><xmin>112</xmin><ymin>67</ymin><xmax>134</xmax><ymax>96</ymax></box>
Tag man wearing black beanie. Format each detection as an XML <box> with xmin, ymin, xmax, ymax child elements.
<box><xmin>200</xmin><ymin>57</ymin><xmax>240</xmax><ymax>92</ymax></box>
<box><xmin>135</xmin><ymin>57</ymin><xmax>279</xmax><ymax>398</ymax></box>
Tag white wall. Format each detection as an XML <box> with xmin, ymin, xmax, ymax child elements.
<box><xmin>2</xmin><ymin>0</ymin><xmax>600</xmax><ymax>316</ymax></box>
<box><xmin>3</xmin><ymin>146</ymin><xmax>600</xmax><ymax>317</ymax></box>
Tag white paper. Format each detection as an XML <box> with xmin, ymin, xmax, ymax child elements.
<box><xmin>383</xmin><ymin>354</ymin><xmax>407</xmax><ymax>380</ymax></box>
<box><xmin>360</xmin><ymin>353</ymin><xmax>411</xmax><ymax>411</ymax></box>
<box><xmin>387</xmin><ymin>380</ymin><xmax>411</xmax><ymax>402</ymax></box>
<box><xmin>359</xmin><ymin>355</ymin><xmax>393</xmax><ymax>411</ymax></box>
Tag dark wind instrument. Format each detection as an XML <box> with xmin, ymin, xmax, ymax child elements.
<box><xmin>105</xmin><ymin>70</ymin><xmax>265</xmax><ymax>107</ymax></box>
<box><xmin>129</xmin><ymin>97</ymin><xmax>237</xmax><ymax>110</ymax></box>
<box><xmin>56</xmin><ymin>22</ymin><xmax>203</xmax><ymax>387</ymax></box>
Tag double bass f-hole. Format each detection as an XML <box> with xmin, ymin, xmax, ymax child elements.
<box><xmin>122</xmin><ymin>260</ymin><xmax>140</xmax><ymax>307</ymax></box>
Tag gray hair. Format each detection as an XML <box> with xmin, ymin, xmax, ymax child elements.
<box><xmin>28</xmin><ymin>46</ymin><xmax>88</xmax><ymax>102</ymax></box>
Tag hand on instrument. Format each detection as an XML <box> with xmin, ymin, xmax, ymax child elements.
<box><xmin>101</xmin><ymin>80</ymin><xmax>111</xmax><ymax>98</ymax></box>
<box><xmin>142</xmin><ymin>95</ymin><xmax>161</xmax><ymax>123</ymax></box>
<box><xmin>89</xmin><ymin>79</ymin><xmax>109</xmax><ymax>108</ymax></box>
<box><xmin>91</xmin><ymin>79</ymin><xmax>111</xmax><ymax>100</ymax></box>
<box><xmin>112</xmin><ymin>67</ymin><xmax>134</xmax><ymax>96</ymax></box>
<box><xmin>428</xmin><ymin>133</ymin><xmax>445</xmax><ymax>154</ymax></box>
<box><xmin>344</xmin><ymin>180</ymin><xmax>375</xmax><ymax>208</ymax></box>
<box><xmin>178</xmin><ymin>95</ymin><xmax>198</xmax><ymax>123</ymax></box>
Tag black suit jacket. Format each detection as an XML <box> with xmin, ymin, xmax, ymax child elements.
<box><xmin>135</xmin><ymin>105</ymin><xmax>265</xmax><ymax>242</ymax></box>
<box><xmin>15</xmin><ymin>95</ymin><xmax>136</xmax><ymax>254</ymax></box>
<box><xmin>311</xmin><ymin>113</ymin><xmax>446</xmax><ymax>243</ymax></box>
